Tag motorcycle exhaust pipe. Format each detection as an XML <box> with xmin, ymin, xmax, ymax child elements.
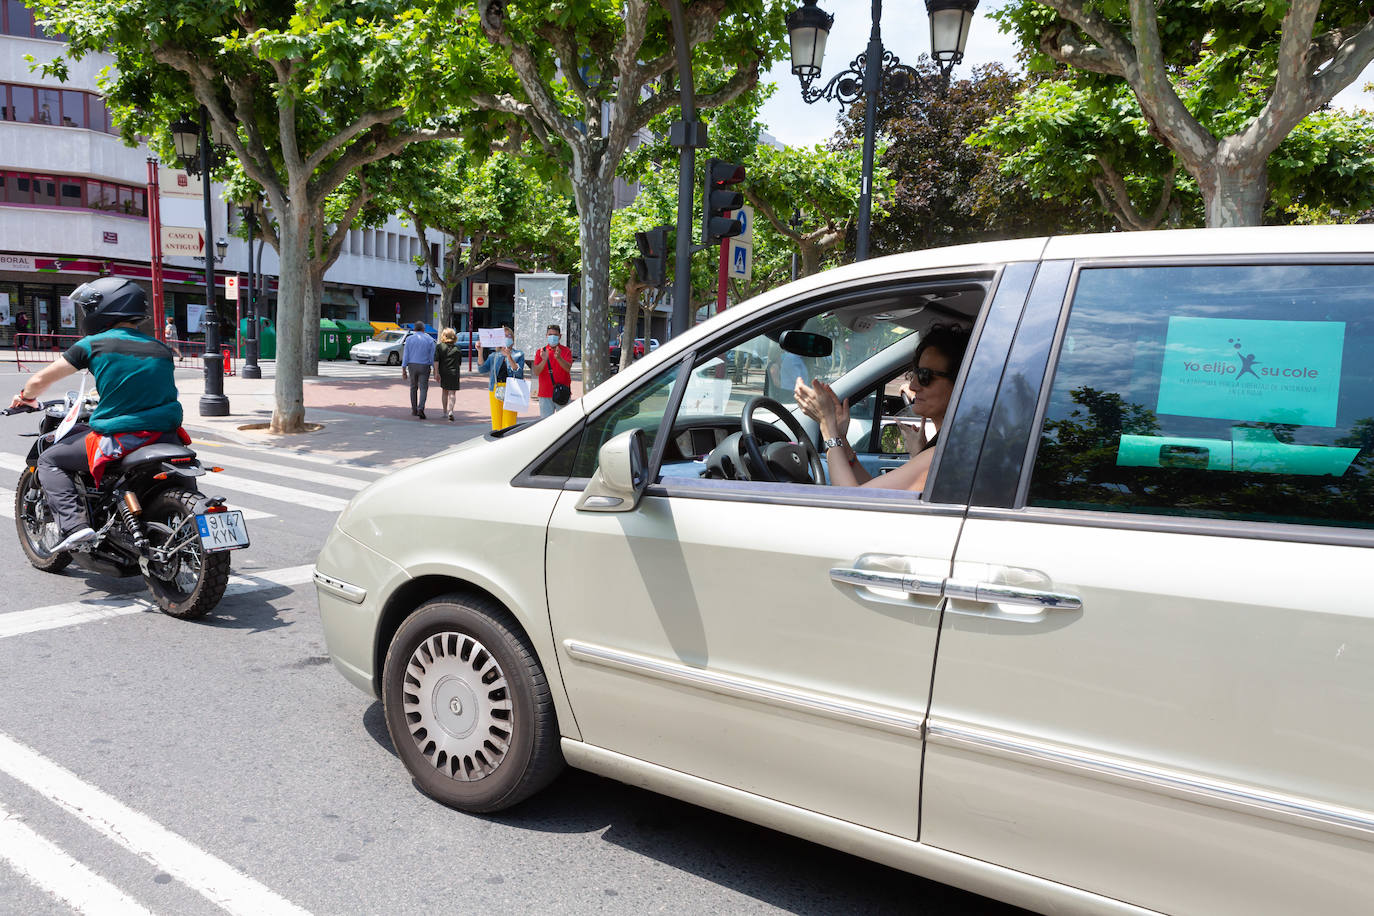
<box><xmin>123</xmin><ymin>491</ymin><xmax>142</xmax><ymax>516</ymax></box>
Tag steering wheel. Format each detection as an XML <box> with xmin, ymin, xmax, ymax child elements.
<box><xmin>740</xmin><ymin>396</ymin><xmax>827</xmax><ymax>484</ymax></box>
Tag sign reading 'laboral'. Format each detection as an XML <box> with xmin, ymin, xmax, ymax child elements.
<box><xmin>1157</xmin><ymin>316</ymin><xmax>1345</xmax><ymax>426</ymax></box>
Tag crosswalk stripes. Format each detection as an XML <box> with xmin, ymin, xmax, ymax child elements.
<box><xmin>0</xmin><ymin>799</ymin><xmax>155</xmax><ymax>916</ymax></box>
<box><xmin>198</xmin><ymin>452</ymin><xmax>372</xmax><ymax>491</ymax></box>
<box><xmin>0</xmin><ymin>731</ymin><xmax>313</xmax><ymax>916</ymax></box>
<box><xmin>0</xmin><ymin>454</ymin><xmax>276</xmax><ymax>521</ymax></box>
<box><xmin>0</xmin><ymin>564</ymin><xmax>317</xmax><ymax>639</ymax></box>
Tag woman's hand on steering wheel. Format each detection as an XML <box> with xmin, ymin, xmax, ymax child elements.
<box><xmin>740</xmin><ymin>396</ymin><xmax>827</xmax><ymax>484</ymax></box>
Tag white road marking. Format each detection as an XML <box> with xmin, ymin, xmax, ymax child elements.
<box><xmin>0</xmin><ymin>496</ymin><xmax>273</xmax><ymax>522</ymax></box>
<box><xmin>0</xmin><ymin>453</ymin><xmax>276</xmax><ymax>519</ymax></box>
<box><xmin>200</xmin><ymin>473</ymin><xmax>349</xmax><ymax>512</ymax></box>
<box><xmin>0</xmin><ymin>800</ymin><xmax>156</xmax><ymax>916</ymax></box>
<box><xmin>0</xmin><ymin>733</ymin><xmax>312</xmax><ymax>916</ymax></box>
<box><xmin>198</xmin><ymin>454</ymin><xmax>371</xmax><ymax>491</ymax></box>
<box><xmin>0</xmin><ymin>564</ymin><xmax>317</xmax><ymax>639</ymax></box>
<box><xmin>196</xmin><ymin>440</ymin><xmax>387</xmax><ymax>476</ymax></box>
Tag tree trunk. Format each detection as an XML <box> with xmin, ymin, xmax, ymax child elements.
<box><xmin>438</xmin><ymin>284</ymin><xmax>455</xmax><ymax>330</ymax></box>
<box><xmin>271</xmin><ymin>212</ymin><xmax>310</xmax><ymax>433</ymax></box>
<box><xmin>799</xmin><ymin>242</ymin><xmax>823</xmax><ymax>278</ymax></box>
<box><xmin>301</xmin><ymin>267</ymin><xmax>323</xmax><ymax>377</ymax></box>
<box><xmin>574</xmin><ymin>180</ymin><xmax>615</xmax><ymax>390</ymax></box>
<box><xmin>1197</xmin><ymin>149</ymin><xmax>1268</xmax><ymax>228</ymax></box>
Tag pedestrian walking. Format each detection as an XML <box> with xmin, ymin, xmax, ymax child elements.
<box><xmin>400</xmin><ymin>321</ymin><xmax>437</xmax><ymax>419</ymax></box>
<box><xmin>163</xmin><ymin>317</ymin><xmax>181</xmax><ymax>358</ymax></box>
<box><xmin>531</xmin><ymin>323</ymin><xmax>573</xmax><ymax>417</ymax></box>
<box><xmin>435</xmin><ymin>327</ymin><xmax>463</xmax><ymax>422</ymax></box>
<box><xmin>14</xmin><ymin>310</ymin><xmax>29</xmax><ymax>348</ymax></box>
<box><xmin>478</xmin><ymin>324</ymin><xmax>524</xmax><ymax>431</ymax></box>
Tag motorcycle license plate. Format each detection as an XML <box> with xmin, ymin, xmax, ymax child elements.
<box><xmin>195</xmin><ymin>511</ymin><xmax>250</xmax><ymax>552</ymax></box>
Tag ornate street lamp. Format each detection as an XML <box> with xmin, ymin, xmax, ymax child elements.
<box><xmin>786</xmin><ymin>0</ymin><xmax>978</xmax><ymax>260</ymax></box>
<box><xmin>170</xmin><ymin>106</ymin><xmax>229</xmax><ymax>416</ymax></box>
<box><xmin>415</xmin><ymin>265</ymin><xmax>436</xmax><ymax>328</ymax></box>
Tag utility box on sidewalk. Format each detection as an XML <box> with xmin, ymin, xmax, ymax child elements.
<box><xmin>239</xmin><ymin>317</ymin><xmax>276</xmax><ymax>360</ymax></box>
<box><xmin>319</xmin><ymin>319</ymin><xmax>343</xmax><ymax>361</ymax></box>
<box><xmin>334</xmin><ymin>319</ymin><xmax>376</xmax><ymax>357</ymax></box>
<box><xmin>513</xmin><ymin>273</ymin><xmax>572</xmax><ymax>359</ymax></box>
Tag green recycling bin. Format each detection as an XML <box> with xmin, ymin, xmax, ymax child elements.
<box><xmin>319</xmin><ymin>319</ymin><xmax>342</xmax><ymax>360</ymax></box>
<box><xmin>237</xmin><ymin>317</ymin><xmax>275</xmax><ymax>360</ymax></box>
<box><xmin>334</xmin><ymin>319</ymin><xmax>377</xmax><ymax>358</ymax></box>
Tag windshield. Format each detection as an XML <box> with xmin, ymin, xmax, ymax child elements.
<box><xmin>680</xmin><ymin>311</ymin><xmax>916</xmax><ymax>421</ymax></box>
<box><xmin>379</xmin><ymin>331</ymin><xmax>408</xmax><ymax>342</ymax></box>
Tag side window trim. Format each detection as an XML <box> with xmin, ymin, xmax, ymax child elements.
<box><xmin>645</xmin><ymin>349</ymin><xmax>697</xmax><ymax>482</ymax></box>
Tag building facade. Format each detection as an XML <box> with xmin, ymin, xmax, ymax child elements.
<box><xmin>0</xmin><ymin>21</ymin><xmax>456</xmax><ymax>352</ymax></box>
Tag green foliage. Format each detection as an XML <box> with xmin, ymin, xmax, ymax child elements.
<box><xmin>985</xmin><ymin>0</ymin><xmax>1374</xmax><ymax>227</ymax></box>
<box><xmin>849</xmin><ymin>60</ymin><xmax>1111</xmax><ymax>250</ymax></box>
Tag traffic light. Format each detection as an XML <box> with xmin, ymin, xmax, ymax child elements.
<box><xmin>702</xmin><ymin>158</ymin><xmax>746</xmax><ymax>245</ymax></box>
<box><xmin>633</xmin><ymin>225</ymin><xmax>670</xmax><ymax>289</ymax></box>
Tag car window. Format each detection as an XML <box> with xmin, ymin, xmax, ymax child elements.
<box><xmin>682</xmin><ymin>315</ymin><xmax>914</xmax><ymax>424</ymax></box>
<box><xmin>570</xmin><ymin>363</ymin><xmax>683</xmax><ymax>478</ymax></box>
<box><xmin>1028</xmin><ymin>263</ymin><xmax>1374</xmax><ymax>529</ymax></box>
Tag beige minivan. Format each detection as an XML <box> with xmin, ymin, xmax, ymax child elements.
<box><xmin>315</xmin><ymin>226</ymin><xmax>1374</xmax><ymax>915</ymax></box>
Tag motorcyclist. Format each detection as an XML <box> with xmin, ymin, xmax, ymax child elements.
<box><xmin>9</xmin><ymin>277</ymin><xmax>182</xmax><ymax>553</ymax></box>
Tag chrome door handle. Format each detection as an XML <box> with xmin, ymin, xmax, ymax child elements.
<box><xmin>944</xmin><ymin>579</ymin><xmax>1082</xmax><ymax>611</ymax></box>
<box><xmin>829</xmin><ymin>567</ymin><xmax>944</xmax><ymax>598</ymax></box>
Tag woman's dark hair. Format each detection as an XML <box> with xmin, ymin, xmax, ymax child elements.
<box><xmin>912</xmin><ymin>322</ymin><xmax>970</xmax><ymax>374</ymax></box>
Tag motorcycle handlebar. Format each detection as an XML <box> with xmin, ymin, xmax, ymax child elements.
<box><xmin>1</xmin><ymin>400</ymin><xmax>55</xmax><ymax>416</ymax></box>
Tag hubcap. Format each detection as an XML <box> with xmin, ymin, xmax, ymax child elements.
<box><xmin>402</xmin><ymin>632</ymin><xmax>513</xmax><ymax>781</ymax></box>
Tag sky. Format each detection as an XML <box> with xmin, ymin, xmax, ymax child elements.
<box><xmin>758</xmin><ymin>0</ymin><xmax>1374</xmax><ymax>149</ymax></box>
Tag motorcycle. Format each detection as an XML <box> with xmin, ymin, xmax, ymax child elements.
<box><xmin>3</xmin><ymin>391</ymin><xmax>249</xmax><ymax>619</ymax></box>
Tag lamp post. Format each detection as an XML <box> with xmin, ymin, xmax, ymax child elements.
<box><xmin>786</xmin><ymin>0</ymin><xmax>978</xmax><ymax>261</ymax></box>
<box><xmin>415</xmin><ymin>265</ymin><xmax>436</xmax><ymax>329</ymax></box>
<box><xmin>170</xmin><ymin>106</ymin><xmax>229</xmax><ymax>416</ymax></box>
<box><xmin>240</xmin><ymin>206</ymin><xmax>261</xmax><ymax>379</ymax></box>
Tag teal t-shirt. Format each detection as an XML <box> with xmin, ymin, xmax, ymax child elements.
<box><xmin>62</xmin><ymin>328</ymin><xmax>182</xmax><ymax>434</ymax></box>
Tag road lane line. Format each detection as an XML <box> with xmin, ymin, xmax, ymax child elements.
<box><xmin>0</xmin><ymin>733</ymin><xmax>312</xmax><ymax>916</ymax></box>
<box><xmin>0</xmin><ymin>497</ymin><xmax>273</xmax><ymax>523</ymax></box>
<box><xmin>0</xmin><ymin>453</ymin><xmax>276</xmax><ymax>520</ymax></box>
<box><xmin>199</xmin><ymin>473</ymin><xmax>349</xmax><ymax>512</ymax></box>
<box><xmin>0</xmin><ymin>564</ymin><xmax>317</xmax><ymax>639</ymax></box>
<box><xmin>197</xmin><ymin>453</ymin><xmax>371</xmax><ymax>491</ymax></box>
<box><xmin>0</xmin><ymin>800</ymin><xmax>156</xmax><ymax>915</ymax></box>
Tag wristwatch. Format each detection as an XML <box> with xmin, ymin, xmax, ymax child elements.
<box><xmin>822</xmin><ymin>436</ymin><xmax>847</xmax><ymax>452</ymax></box>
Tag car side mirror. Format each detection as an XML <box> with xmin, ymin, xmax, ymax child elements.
<box><xmin>576</xmin><ymin>428</ymin><xmax>648</xmax><ymax>512</ymax></box>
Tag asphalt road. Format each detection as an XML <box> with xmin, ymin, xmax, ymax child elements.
<box><xmin>0</xmin><ymin>363</ymin><xmax>1025</xmax><ymax>916</ymax></box>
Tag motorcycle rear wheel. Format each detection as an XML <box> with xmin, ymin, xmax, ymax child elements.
<box><xmin>14</xmin><ymin>467</ymin><xmax>72</xmax><ymax>573</ymax></box>
<box><xmin>141</xmin><ymin>489</ymin><xmax>230</xmax><ymax>619</ymax></box>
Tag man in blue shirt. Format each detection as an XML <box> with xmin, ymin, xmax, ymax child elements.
<box><xmin>400</xmin><ymin>321</ymin><xmax>437</xmax><ymax>419</ymax></box>
<box><xmin>9</xmin><ymin>277</ymin><xmax>181</xmax><ymax>551</ymax></box>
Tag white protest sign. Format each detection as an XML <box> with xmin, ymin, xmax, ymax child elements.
<box><xmin>478</xmin><ymin>327</ymin><xmax>506</xmax><ymax>347</ymax></box>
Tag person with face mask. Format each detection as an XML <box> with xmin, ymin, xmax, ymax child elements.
<box><xmin>531</xmin><ymin>323</ymin><xmax>573</xmax><ymax>417</ymax></box>
<box><xmin>478</xmin><ymin>324</ymin><xmax>525</xmax><ymax>431</ymax></box>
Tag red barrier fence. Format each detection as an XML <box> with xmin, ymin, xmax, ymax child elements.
<box><xmin>9</xmin><ymin>332</ymin><xmax>240</xmax><ymax>375</ymax></box>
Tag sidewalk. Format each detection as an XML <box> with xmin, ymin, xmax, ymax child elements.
<box><xmin>172</xmin><ymin>360</ymin><xmax>584</xmax><ymax>468</ymax></box>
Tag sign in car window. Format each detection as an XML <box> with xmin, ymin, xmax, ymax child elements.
<box><xmin>1156</xmin><ymin>317</ymin><xmax>1345</xmax><ymax>426</ymax></box>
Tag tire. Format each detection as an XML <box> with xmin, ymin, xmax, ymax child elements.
<box><xmin>141</xmin><ymin>489</ymin><xmax>231</xmax><ymax>619</ymax></box>
<box><xmin>386</xmin><ymin>352</ymin><xmax>400</xmax><ymax>366</ymax></box>
<box><xmin>382</xmin><ymin>595</ymin><xmax>563</xmax><ymax>812</ymax></box>
<box><xmin>14</xmin><ymin>467</ymin><xmax>72</xmax><ymax>572</ymax></box>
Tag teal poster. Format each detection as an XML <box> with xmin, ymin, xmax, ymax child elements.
<box><xmin>1157</xmin><ymin>317</ymin><xmax>1344</xmax><ymax>426</ymax></box>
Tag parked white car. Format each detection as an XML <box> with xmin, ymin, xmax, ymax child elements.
<box><xmin>315</xmin><ymin>226</ymin><xmax>1374</xmax><ymax>915</ymax></box>
<box><xmin>350</xmin><ymin>329</ymin><xmax>411</xmax><ymax>365</ymax></box>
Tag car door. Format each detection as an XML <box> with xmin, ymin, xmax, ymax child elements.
<box><xmin>543</xmin><ymin>266</ymin><xmax>1035</xmax><ymax>839</ymax></box>
<box><xmin>922</xmin><ymin>258</ymin><xmax>1374</xmax><ymax>914</ymax></box>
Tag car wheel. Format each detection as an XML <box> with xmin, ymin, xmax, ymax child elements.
<box><xmin>386</xmin><ymin>352</ymin><xmax>400</xmax><ymax>366</ymax></box>
<box><xmin>382</xmin><ymin>595</ymin><xmax>563</xmax><ymax>812</ymax></box>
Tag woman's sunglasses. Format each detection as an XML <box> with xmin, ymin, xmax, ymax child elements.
<box><xmin>904</xmin><ymin>366</ymin><xmax>955</xmax><ymax>387</ymax></box>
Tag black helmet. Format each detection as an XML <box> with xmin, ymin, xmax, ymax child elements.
<box><xmin>71</xmin><ymin>277</ymin><xmax>148</xmax><ymax>335</ymax></box>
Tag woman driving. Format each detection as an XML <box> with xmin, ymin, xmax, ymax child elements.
<box><xmin>794</xmin><ymin>323</ymin><xmax>969</xmax><ymax>492</ymax></box>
